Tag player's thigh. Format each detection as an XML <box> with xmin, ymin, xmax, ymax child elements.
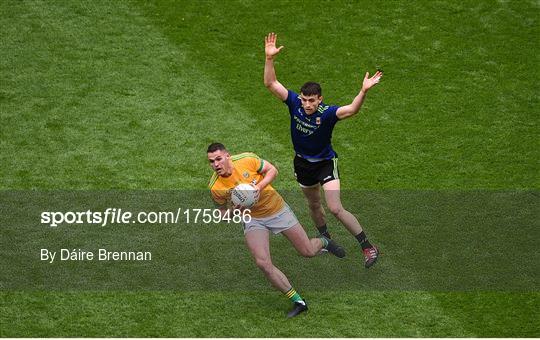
<box><xmin>322</xmin><ymin>179</ymin><xmax>343</xmax><ymax>211</ymax></box>
<box><xmin>281</xmin><ymin>223</ymin><xmax>315</xmax><ymax>256</ymax></box>
<box><xmin>301</xmin><ymin>184</ymin><xmax>323</xmax><ymax>207</ymax></box>
<box><xmin>244</xmin><ymin>229</ymin><xmax>271</xmax><ymax>262</ymax></box>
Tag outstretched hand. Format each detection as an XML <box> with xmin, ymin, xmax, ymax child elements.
<box><xmin>265</xmin><ymin>32</ymin><xmax>284</xmax><ymax>59</ymax></box>
<box><xmin>362</xmin><ymin>70</ymin><xmax>383</xmax><ymax>92</ymax></box>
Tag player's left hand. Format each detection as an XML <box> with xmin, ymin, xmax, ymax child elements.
<box><xmin>362</xmin><ymin>70</ymin><xmax>383</xmax><ymax>92</ymax></box>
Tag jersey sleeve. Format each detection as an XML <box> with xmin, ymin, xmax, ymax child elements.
<box><xmin>210</xmin><ymin>189</ymin><xmax>227</xmax><ymax>206</ymax></box>
<box><xmin>324</xmin><ymin>105</ymin><xmax>340</xmax><ymax>125</ymax></box>
<box><xmin>242</xmin><ymin>154</ymin><xmax>264</xmax><ymax>173</ymax></box>
<box><xmin>254</xmin><ymin>157</ymin><xmax>264</xmax><ymax>173</ymax></box>
<box><xmin>283</xmin><ymin>89</ymin><xmax>299</xmax><ymax>111</ymax></box>
<box><xmin>208</xmin><ymin>173</ymin><xmax>227</xmax><ymax>206</ymax></box>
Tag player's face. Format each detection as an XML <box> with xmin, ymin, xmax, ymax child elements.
<box><xmin>208</xmin><ymin>150</ymin><xmax>231</xmax><ymax>177</ymax></box>
<box><xmin>300</xmin><ymin>93</ymin><xmax>322</xmax><ymax>115</ymax></box>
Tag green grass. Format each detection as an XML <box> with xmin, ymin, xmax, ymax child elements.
<box><xmin>2</xmin><ymin>291</ymin><xmax>538</xmax><ymax>337</ymax></box>
<box><xmin>1</xmin><ymin>0</ymin><xmax>538</xmax><ymax>189</ymax></box>
<box><xmin>2</xmin><ymin>190</ymin><xmax>538</xmax><ymax>292</ymax></box>
<box><xmin>0</xmin><ymin>0</ymin><xmax>538</xmax><ymax>337</ymax></box>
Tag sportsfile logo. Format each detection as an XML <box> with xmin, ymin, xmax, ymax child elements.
<box><xmin>40</xmin><ymin>208</ymin><xmax>175</xmax><ymax>227</ymax></box>
<box><xmin>40</xmin><ymin>207</ymin><xmax>252</xmax><ymax>227</ymax></box>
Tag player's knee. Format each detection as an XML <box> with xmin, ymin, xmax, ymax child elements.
<box><xmin>328</xmin><ymin>204</ymin><xmax>343</xmax><ymax>216</ymax></box>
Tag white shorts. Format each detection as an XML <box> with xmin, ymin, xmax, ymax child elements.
<box><xmin>243</xmin><ymin>204</ymin><xmax>299</xmax><ymax>235</ymax></box>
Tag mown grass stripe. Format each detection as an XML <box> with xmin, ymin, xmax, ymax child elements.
<box><xmin>0</xmin><ymin>1</ymin><xmax>280</xmax><ymax>190</ymax></box>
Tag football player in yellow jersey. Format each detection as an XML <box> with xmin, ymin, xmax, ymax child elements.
<box><xmin>207</xmin><ymin>142</ymin><xmax>345</xmax><ymax>318</ymax></box>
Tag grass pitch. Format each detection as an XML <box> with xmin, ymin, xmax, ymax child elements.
<box><xmin>1</xmin><ymin>0</ymin><xmax>538</xmax><ymax>337</ymax></box>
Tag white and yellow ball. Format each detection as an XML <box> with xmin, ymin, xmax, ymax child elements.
<box><xmin>231</xmin><ymin>183</ymin><xmax>258</xmax><ymax>208</ymax></box>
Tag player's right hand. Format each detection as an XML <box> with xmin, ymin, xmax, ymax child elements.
<box><xmin>265</xmin><ymin>32</ymin><xmax>284</xmax><ymax>59</ymax></box>
<box><xmin>251</xmin><ymin>184</ymin><xmax>261</xmax><ymax>203</ymax></box>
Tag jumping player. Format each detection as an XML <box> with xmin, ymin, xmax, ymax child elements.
<box><xmin>263</xmin><ymin>32</ymin><xmax>382</xmax><ymax>268</ymax></box>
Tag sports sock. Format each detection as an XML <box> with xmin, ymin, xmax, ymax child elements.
<box><xmin>318</xmin><ymin>235</ymin><xmax>329</xmax><ymax>248</ymax></box>
<box><xmin>316</xmin><ymin>224</ymin><xmax>331</xmax><ymax>238</ymax></box>
<box><xmin>285</xmin><ymin>287</ymin><xmax>305</xmax><ymax>305</ymax></box>
<box><xmin>355</xmin><ymin>231</ymin><xmax>373</xmax><ymax>250</ymax></box>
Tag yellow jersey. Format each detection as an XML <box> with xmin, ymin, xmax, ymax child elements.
<box><xmin>208</xmin><ymin>153</ymin><xmax>285</xmax><ymax>218</ymax></box>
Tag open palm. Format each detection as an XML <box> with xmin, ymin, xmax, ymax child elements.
<box><xmin>362</xmin><ymin>70</ymin><xmax>383</xmax><ymax>91</ymax></box>
<box><xmin>265</xmin><ymin>32</ymin><xmax>283</xmax><ymax>58</ymax></box>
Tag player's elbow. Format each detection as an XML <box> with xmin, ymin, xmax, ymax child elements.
<box><xmin>264</xmin><ymin>80</ymin><xmax>275</xmax><ymax>88</ymax></box>
<box><xmin>271</xmin><ymin>166</ymin><xmax>278</xmax><ymax>178</ymax></box>
<box><xmin>265</xmin><ymin>80</ymin><xmax>284</xmax><ymax>94</ymax></box>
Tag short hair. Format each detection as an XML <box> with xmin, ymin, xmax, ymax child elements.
<box><xmin>207</xmin><ymin>142</ymin><xmax>227</xmax><ymax>153</ymax></box>
<box><xmin>300</xmin><ymin>82</ymin><xmax>322</xmax><ymax>96</ymax></box>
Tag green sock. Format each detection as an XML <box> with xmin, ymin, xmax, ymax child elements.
<box><xmin>285</xmin><ymin>287</ymin><xmax>305</xmax><ymax>304</ymax></box>
<box><xmin>318</xmin><ymin>236</ymin><xmax>329</xmax><ymax>248</ymax></box>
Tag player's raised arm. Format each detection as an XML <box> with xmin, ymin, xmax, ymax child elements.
<box><xmin>336</xmin><ymin>70</ymin><xmax>383</xmax><ymax>120</ymax></box>
<box><xmin>264</xmin><ymin>33</ymin><xmax>288</xmax><ymax>101</ymax></box>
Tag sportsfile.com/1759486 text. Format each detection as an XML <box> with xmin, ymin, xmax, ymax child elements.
<box><xmin>40</xmin><ymin>208</ymin><xmax>252</xmax><ymax>227</ymax></box>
